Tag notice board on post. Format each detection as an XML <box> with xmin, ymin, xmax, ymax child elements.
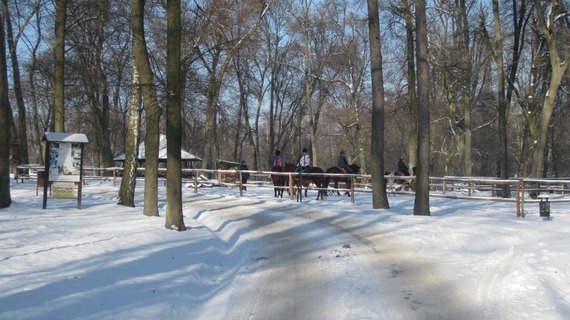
<box><xmin>42</xmin><ymin>132</ymin><xmax>89</xmax><ymax>209</ymax></box>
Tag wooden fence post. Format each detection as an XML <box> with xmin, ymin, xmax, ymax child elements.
<box><xmin>350</xmin><ymin>176</ymin><xmax>355</xmax><ymax>203</ymax></box>
<box><xmin>289</xmin><ymin>173</ymin><xmax>295</xmax><ymax>200</ymax></box>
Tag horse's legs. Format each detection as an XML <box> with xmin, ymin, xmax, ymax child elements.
<box><xmin>334</xmin><ymin>179</ymin><xmax>341</xmax><ymax>196</ymax></box>
<box><xmin>316</xmin><ymin>178</ymin><xmax>327</xmax><ymax>200</ymax></box>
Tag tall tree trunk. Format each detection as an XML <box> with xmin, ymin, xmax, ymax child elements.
<box><xmin>413</xmin><ymin>0</ymin><xmax>431</xmax><ymax>216</ymax></box>
<box><xmin>2</xmin><ymin>0</ymin><xmax>29</xmax><ymax>166</ymax></box>
<box><xmin>117</xmin><ymin>54</ymin><xmax>141</xmax><ymax>207</ymax></box>
<box><xmin>29</xmin><ymin>4</ymin><xmax>43</xmax><ymax>163</ymax></box>
<box><xmin>459</xmin><ymin>0</ymin><xmax>472</xmax><ymax>176</ymax></box>
<box><xmin>517</xmin><ymin>36</ymin><xmax>541</xmax><ymax>176</ymax></box>
<box><xmin>94</xmin><ymin>0</ymin><xmax>115</xmax><ymax>171</ymax></box>
<box><xmin>507</xmin><ymin>0</ymin><xmax>528</xmax><ymax>177</ymax></box>
<box><xmin>165</xmin><ymin>0</ymin><xmax>186</xmax><ymax>231</ymax></box>
<box><xmin>530</xmin><ymin>0</ymin><xmax>570</xmax><ymax>178</ymax></box>
<box><xmin>131</xmin><ymin>0</ymin><xmax>161</xmax><ymax>217</ymax></box>
<box><xmin>0</xmin><ymin>9</ymin><xmax>12</xmax><ymax>208</ymax></box>
<box><xmin>488</xmin><ymin>0</ymin><xmax>510</xmax><ymax>196</ymax></box>
<box><xmin>203</xmin><ymin>78</ymin><xmax>221</xmax><ymax>170</ymax></box>
<box><xmin>304</xmin><ymin>28</ymin><xmax>317</xmax><ymax>167</ymax></box>
<box><xmin>53</xmin><ymin>0</ymin><xmax>68</xmax><ymax>132</ymax></box>
<box><xmin>402</xmin><ymin>0</ymin><xmax>418</xmax><ymax>170</ymax></box>
<box><xmin>367</xmin><ymin>0</ymin><xmax>389</xmax><ymax>209</ymax></box>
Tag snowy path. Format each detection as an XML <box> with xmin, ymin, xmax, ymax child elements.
<box><xmin>184</xmin><ymin>194</ymin><xmax>478</xmax><ymax>319</ymax></box>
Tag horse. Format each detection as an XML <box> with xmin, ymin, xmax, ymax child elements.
<box><xmin>270</xmin><ymin>162</ymin><xmax>296</xmax><ymax>198</ymax></box>
<box><xmin>324</xmin><ymin>164</ymin><xmax>361</xmax><ymax>196</ymax></box>
<box><xmin>293</xmin><ymin>166</ymin><xmax>326</xmax><ymax>200</ymax></box>
<box><xmin>384</xmin><ymin>170</ymin><xmax>414</xmax><ymax>192</ymax></box>
<box><xmin>270</xmin><ymin>165</ymin><xmax>286</xmax><ymax>197</ymax></box>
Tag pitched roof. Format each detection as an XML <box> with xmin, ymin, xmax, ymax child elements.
<box><xmin>43</xmin><ymin>132</ymin><xmax>89</xmax><ymax>143</ymax></box>
<box><xmin>114</xmin><ymin>134</ymin><xmax>201</xmax><ymax>161</ymax></box>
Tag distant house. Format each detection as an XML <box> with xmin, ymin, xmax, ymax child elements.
<box><xmin>114</xmin><ymin>134</ymin><xmax>202</xmax><ymax>169</ymax></box>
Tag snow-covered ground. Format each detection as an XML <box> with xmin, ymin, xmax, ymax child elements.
<box><xmin>1</xmin><ymin>178</ymin><xmax>569</xmax><ymax>319</ymax></box>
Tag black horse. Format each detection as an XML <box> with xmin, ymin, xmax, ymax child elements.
<box><xmin>324</xmin><ymin>164</ymin><xmax>360</xmax><ymax>196</ymax></box>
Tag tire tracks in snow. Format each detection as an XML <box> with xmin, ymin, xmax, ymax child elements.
<box><xmin>185</xmin><ymin>194</ymin><xmax>479</xmax><ymax>319</ymax></box>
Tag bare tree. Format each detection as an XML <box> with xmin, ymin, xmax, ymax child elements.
<box><xmin>131</xmin><ymin>0</ymin><xmax>161</xmax><ymax>217</ymax></box>
<box><xmin>367</xmin><ymin>0</ymin><xmax>389</xmax><ymax>209</ymax></box>
<box><xmin>325</xmin><ymin>3</ymin><xmax>370</xmax><ymax>174</ymax></box>
<box><xmin>66</xmin><ymin>0</ymin><xmax>118</xmax><ymax>170</ymax></box>
<box><xmin>117</xmin><ymin>54</ymin><xmax>140</xmax><ymax>208</ymax></box>
<box><xmin>165</xmin><ymin>0</ymin><xmax>186</xmax><ymax>231</ymax></box>
<box><xmin>530</xmin><ymin>0</ymin><xmax>570</xmax><ymax>178</ymax></box>
<box><xmin>263</xmin><ymin>2</ymin><xmax>300</xmax><ymax>163</ymax></box>
<box><xmin>413</xmin><ymin>0</ymin><xmax>430</xmax><ymax>216</ymax></box>
<box><xmin>401</xmin><ymin>0</ymin><xmax>419</xmax><ymax>170</ymax></box>
<box><xmin>198</xmin><ymin>0</ymin><xmax>269</xmax><ymax>170</ymax></box>
<box><xmin>25</xmin><ymin>0</ymin><xmax>44</xmax><ymax>164</ymax></box>
<box><xmin>0</xmin><ymin>3</ymin><xmax>11</xmax><ymax>208</ymax></box>
<box><xmin>428</xmin><ymin>0</ymin><xmax>476</xmax><ymax>176</ymax></box>
<box><xmin>2</xmin><ymin>0</ymin><xmax>31</xmax><ymax>167</ymax></box>
<box><xmin>53</xmin><ymin>0</ymin><xmax>67</xmax><ymax>132</ymax></box>
<box><xmin>481</xmin><ymin>0</ymin><xmax>529</xmax><ymax>195</ymax></box>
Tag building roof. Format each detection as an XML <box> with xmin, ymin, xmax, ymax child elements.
<box><xmin>114</xmin><ymin>134</ymin><xmax>201</xmax><ymax>162</ymax></box>
<box><xmin>43</xmin><ymin>132</ymin><xmax>89</xmax><ymax>144</ymax></box>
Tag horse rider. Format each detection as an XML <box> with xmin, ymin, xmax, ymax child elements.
<box><xmin>272</xmin><ymin>150</ymin><xmax>285</xmax><ymax>168</ymax></box>
<box><xmin>297</xmin><ymin>148</ymin><xmax>311</xmax><ymax>172</ymax></box>
<box><xmin>338</xmin><ymin>150</ymin><xmax>352</xmax><ymax>173</ymax></box>
<box><xmin>397</xmin><ymin>158</ymin><xmax>410</xmax><ymax>176</ymax></box>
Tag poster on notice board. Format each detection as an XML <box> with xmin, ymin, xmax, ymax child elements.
<box><xmin>48</xmin><ymin>142</ymin><xmax>82</xmax><ymax>182</ymax></box>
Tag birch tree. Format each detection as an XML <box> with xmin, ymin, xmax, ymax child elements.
<box><xmin>117</xmin><ymin>56</ymin><xmax>140</xmax><ymax>208</ymax></box>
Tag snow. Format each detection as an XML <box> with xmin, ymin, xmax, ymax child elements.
<box><xmin>1</xmin><ymin>177</ymin><xmax>569</xmax><ymax>319</ymax></box>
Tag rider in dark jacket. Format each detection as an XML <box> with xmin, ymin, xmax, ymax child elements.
<box><xmin>398</xmin><ymin>158</ymin><xmax>410</xmax><ymax>176</ymax></box>
<box><xmin>338</xmin><ymin>151</ymin><xmax>352</xmax><ymax>173</ymax></box>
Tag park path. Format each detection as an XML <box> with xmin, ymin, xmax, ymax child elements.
<box><xmin>185</xmin><ymin>194</ymin><xmax>479</xmax><ymax>319</ymax></box>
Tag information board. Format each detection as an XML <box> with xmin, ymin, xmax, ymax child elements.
<box><xmin>42</xmin><ymin>132</ymin><xmax>89</xmax><ymax>209</ymax></box>
<box><xmin>48</xmin><ymin>142</ymin><xmax>83</xmax><ymax>182</ymax></box>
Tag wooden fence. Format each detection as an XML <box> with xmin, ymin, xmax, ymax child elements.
<box><xmin>16</xmin><ymin>164</ymin><xmax>570</xmax><ymax>217</ymax></box>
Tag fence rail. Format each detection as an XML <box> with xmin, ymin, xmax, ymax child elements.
<box><xmin>16</xmin><ymin>164</ymin><xmax>570</xmax><ymax>216</ymax></box>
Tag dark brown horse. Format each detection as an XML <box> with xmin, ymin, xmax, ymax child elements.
<box><xmin>270</xmin><ymin>165</ymin><xmax>285</xmax><ymax>197</ymax></box>
<box><xmin>324</xmin><ymin>164</ymin><xmax>360</xmax><ymax>196</ymax></box>
<box><xmin>294</xmin><ymin>166</ymin><xmax>326</xmax><ymax>200</ymax></box>
<box><xmin>270</xmin><ymin>162</ymin><xmax>296</xmax><ymax>198</ymax></box>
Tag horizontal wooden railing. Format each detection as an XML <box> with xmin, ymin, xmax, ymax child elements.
<box><xmin>15</xmin><ymin>164</ymin><xmax>570</xmax><ymax>216</ymax></box>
